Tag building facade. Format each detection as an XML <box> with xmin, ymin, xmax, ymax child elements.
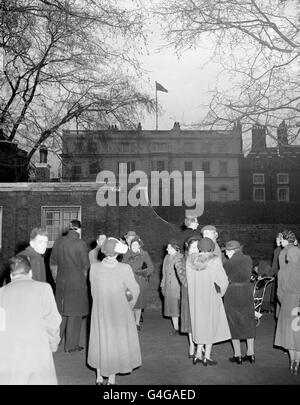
<box><xmin>240</xmin><ymin>122</ymin><xmax>300</xmax><ymax>202</ymax></box>
<box><xmin>61</xmin><ymin>121</ymin><xmax>243</xmax><ymax>202</ymax></box>
<box><xmin>0</xmin><ymin>133</ymin><xmax>29</xmax><ymax>182</ymax></box>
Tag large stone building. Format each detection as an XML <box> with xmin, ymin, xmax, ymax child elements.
<box><xmin>61</xmin><ymin>121</ymin><xmax>243</xmax><ymax>202</ymax></box>
<box><xmin>240</xmin><ymin>121</ymin><xmax>300</xmax><ymax>202</ymax></box>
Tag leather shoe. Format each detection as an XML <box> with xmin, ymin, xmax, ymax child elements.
<box><xmin>202</xmin><ymin>358</ymin><xmax>217</xmax><ymax>366</ymax></box>
<box><xmin>169</xmin><ymin>329</ymin><xmax>180</xmax><ymax>336</ymax></box>
<box><xmin>242</xmin><ymin>354</ymin><xmax>255</xmax><ymax>364</ymax></box>
<box><xmin>229</xmin><ymin>356</ymin><xmax>242</xmax><ymax>365</ymax></box>
<box><xmin>96</xmin><ymin>381</ymin><xmax>105</xmax><ymax>385</ymax></box>
<box><xmin>192</xmin><ymin>355</ymin><xmax>203</xmax><ymax>365</ymax></box>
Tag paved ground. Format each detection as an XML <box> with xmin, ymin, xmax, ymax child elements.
<box><xmin>54</xmin><ymin>309</ymin><xmax>299</xmax><ymax>385</ymax></box>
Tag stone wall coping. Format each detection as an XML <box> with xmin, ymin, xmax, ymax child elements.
<box><xmin>0</xmin><ymin>182</ymin><xmax>105</xmax><ymax>192</ymax></box>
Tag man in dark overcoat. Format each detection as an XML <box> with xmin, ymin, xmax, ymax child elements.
<box><xmin>50</xmin><ymin>220</ymin><xmax>90</xmax><ymax>353</ymax></box>
<box><xmin>17</xmin><ymin>227</ymin><xmax>48</xmax><ymax>282</ymax></box>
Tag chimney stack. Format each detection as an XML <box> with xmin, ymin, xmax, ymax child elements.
<box><xmin>35</xmin><ymin>145</ymin><xmax>50</xmax><ymax>181</ymax></box>
<box><xmin>251</xmin><ymin>124</ymin><xmax>266</xmax><ymax>152</ymax></box>
<box><xmin>277</xmin><ymin>120</ymin><xmax>288</xmax><ymax>146</ymax></box>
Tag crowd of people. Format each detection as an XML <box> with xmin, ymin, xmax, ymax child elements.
<box><xmin>0</xmin><ymin>218</ymin><xmax>299</xmax><ymax>384</ymax></box>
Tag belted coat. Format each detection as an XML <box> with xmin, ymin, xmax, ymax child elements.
<box><xmin>50</xmin><ymin>231</ymin><xmax>90</xmax><ymax>316</ymax></box>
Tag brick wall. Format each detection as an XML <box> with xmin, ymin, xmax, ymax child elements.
<box><xmin>1</xmin><ymin>185</ymin><xmax>300</xmax><ymax>308</ymax></box>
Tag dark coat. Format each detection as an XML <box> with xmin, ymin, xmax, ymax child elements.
<box><xmin>17</xmin><ymin>246</ymin><xmax>46</xmax><ymax>282</ymax></box>
<box><xmin>223</xmin><ymin>251</ymin><xmax>256</xmax><ymax>339</ymax></box>
<box><xmin>174</xmin><ymin>254</ymin><xmax>192</xmax><ymax>334</ymax></box>
<box><xmin>50</xmin><ymin>231</ymin><xmax>90</xmax><ymax>316</ymax></box>
<box><xmin>122</xmin><ymin>249</ymin><xmax>153</xmax><ymax>309</ymax></box>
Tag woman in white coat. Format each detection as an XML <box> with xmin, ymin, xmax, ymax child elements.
<box><xmin>87</xmin><ymin>237</ymin><xmax>141</xmax><ymax>385</ymax></box>
<box><xmin>187</xmin><ymin>237</ymin><xmax>231</xmax><ymax>366</ymax></box>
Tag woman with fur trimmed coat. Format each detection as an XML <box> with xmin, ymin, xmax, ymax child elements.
<box><xmin>187</xmin><ymin>238</ymin><xmax>231</xmax><ymax>366</ymax></box>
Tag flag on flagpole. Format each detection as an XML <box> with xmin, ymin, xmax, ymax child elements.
<box><xmin>155</xmin><ymin>81</ymin><xmax>168</xmax><ymax>93</ymax></box>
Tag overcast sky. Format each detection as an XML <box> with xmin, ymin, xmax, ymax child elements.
<box><xmin>139</xmin><ymin>35</ymin><xmax>224</xmax><ymax>131</ymax></box>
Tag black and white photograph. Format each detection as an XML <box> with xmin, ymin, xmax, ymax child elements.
<box><xmin>0</xmin><ymin>0</ymin><xmax>300</xmax><ymax>389</ymax></box>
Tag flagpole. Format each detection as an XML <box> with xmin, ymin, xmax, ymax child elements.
<box><xmin>155</xmin><ymin>83</ymin><xmax>158</xmax><ymax>130</ymax></box>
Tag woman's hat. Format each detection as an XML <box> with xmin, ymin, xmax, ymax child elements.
<box><xmin>225</xmin><ymin>240</ymin><xmax>243</xmax><ymax>251</ymax></box>
<box><xmin>201</xmin><ymin>225</ymin><xmax>217</xmax><ymax>233</ymax></box>
<box><xmin>101</xmin><ymin>237</ymin><xmax>128</xmax><ymax>256</ymax></box>
<box><xmin>198</xmin><ymin>237</ymin><xmax>215</xmax><ymax>252</ymax></box>
<box><xmin>167</xmin><ymin>239</ymin><xmax>181</xmax><ymax>251</ymax></box>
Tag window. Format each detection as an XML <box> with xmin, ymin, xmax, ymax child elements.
<box><xmin>156</xmin><ymin>160</ymin><xmax>166</xmax><ymax>171</ymax></box>
<box><xmin>277</xmin><ymin>173</ymin><xmax>289</xmax><ymax>184</ymax></box>
<box><xmin>71</xmin><ymin>165</ymin><xmax>82</xmax><ymax>179</ymax></box>
<box><xmin>253</xmin><ymin>187</ymin><xmax>265</xmax><ymax>201</ymax></box>
<box><xmin>217</xmin><ymin>143</ymin><xmax>227</xmax><ymax>153</ymax></box>
<box><xmin>202</xmin><ymin>142</ymin><xmax>211</xmax><ymax>153</ymax></box>
<box><xmin>219</xmin><ymin>185</ymin><xmax>229</xmax><ymax>202</ymax></box>
<box><xmin>118</xmin><ymin>161</ymin><xmax>135</xmax><ymax>175</ymax></box>
<box><xmin>184</xmin><ymin>161</ymin><xmax>193</xmax><ymax>171</ymax></box>
<box><xmin>75</xmin><ymin>139</ymin><xmax>84</xmax><ymax>151</ymax></box>
<box><xmin>41</xmin><ymin>206</ymin><xmax>81</xmax><ymax>246</ymax></box>
<box><xmin>153</xmin><ymin>143</ymin><xmax>167</xmax><ymax>152</ymax></box>
<box><xmin>89</xmin><ymin>162</ymin><xmax>100</xmax><ymax>175</ymax></box>
<box><xmin>87</xmin><ymin>140</ymin><xmax>97</xmax><ymax>152</ymax></box>
<box><xmin>253</xmin><ymin>173</ymin><xmax>265</xmax><ymax>184</ymax></box>
<box><xmin>202</xmin><ymin>161</ymin><xmax>210</xmax><ymax>174</ymax></box>
<box><xmin>121</xmin><ymin>143</ymin><xmax>130</xmax><ymax>153</ymax></box>
<box><xmin>219</xmin><ymin>161</ymin><xmax>228</xmax><ymax>175</ymax></box>
<box><xmin>184</xmin><ymin>142</ymin><xmax>193</xmax><ymax>152</ymax></box>
<box><xmin>0</xmin><ymin>206</ymin><xmax>2</xmax><ymax>249</ymax></box>
<box><xmin>277</xmin><ymin>187</ymin><xmax>289</xmax><ymax>202</ymax></box>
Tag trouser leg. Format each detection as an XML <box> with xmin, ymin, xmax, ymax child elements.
<box><xmin>65</xmin><ymin>315</ymin><xmax>82</xmax><ymax>350</ymax></box>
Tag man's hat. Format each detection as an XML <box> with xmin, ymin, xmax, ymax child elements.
<box><xmin>201</xmin><ymin>225</ymin><xmax>217</xmax><ymax>233</ymax></box>
<box><xmin>124</xmin><ymin>230</ymin><xmax>137</xmax><ymax>238</ymax></box>
<box><xmin>225</xmin><ymin>240</ymin><xmax>243</xmax><ymax>251</ymax></box>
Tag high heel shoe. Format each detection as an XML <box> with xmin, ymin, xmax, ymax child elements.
<box><xmin>242</xmin><ymin>354</ymin><xmax>255</xmax><ymax>364</ymax></box>
<box><xmin>293</xmin><ymin>362</ymin><xmax>299</xmax><ymax>375</ymax></box>
<box><xmin>202</xmin><ymin>357</ymin><xmax>217</xmax><ymax>366</ymax></box>
<box><xmin>229</xmin><ymin>356</ymin><xmax>242</xmax><ymax>365</ymax></box>
<box><xmin>289</xmin><ymin>361</ymin><xmax>295</xmax><ymax>374</ymax></box>
<box><xmin>192</xmin><ymin>355</ymin><xmax>203</xmax><ymax>365</ymax></box>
